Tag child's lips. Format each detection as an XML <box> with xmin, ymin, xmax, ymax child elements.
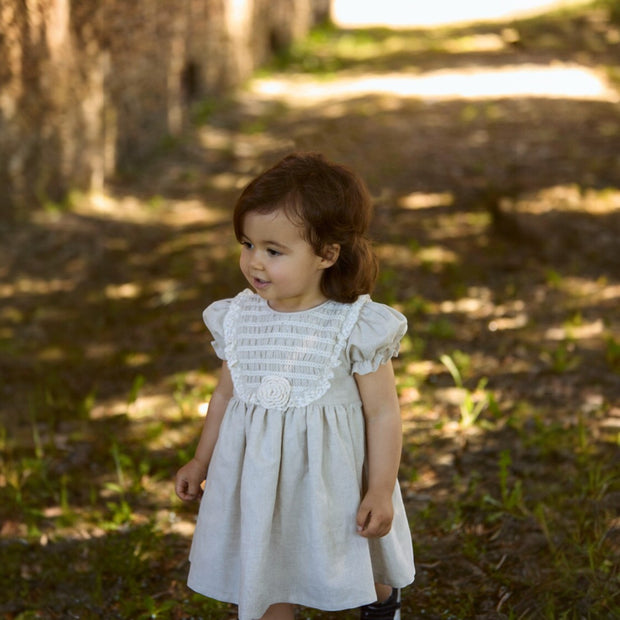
<box><xmin>252</xmin><ymin>276</ymin><xmax>270</xmax><ymax>289</ymax></box>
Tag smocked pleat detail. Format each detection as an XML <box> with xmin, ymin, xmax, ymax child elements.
<box><xmin>223</xmin><ymin>290</ymin><xmax>369</xmax><ymax>409</ymax></box>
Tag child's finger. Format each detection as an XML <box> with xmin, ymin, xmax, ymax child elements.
<box><xmin>356</xmin><ymin>505</ymin><xmax>371</xmax><ymax>533</ymax></box>
<box><xmin>175</xmin><ymin>481</ymin><xmax>188</xmax><ymax>500</ymax></box>
<box><xmin>358</xmin><ymin>509</ymin><xmax>393</xmax><ymax>538</ymax></box>
<box><xmin>176</xmin><ymin>477</ymin><xmax>197</xmax><ymax>501</ymax></box>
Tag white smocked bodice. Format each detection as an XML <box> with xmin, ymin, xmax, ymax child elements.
<box><xmin>221</xmin><ymin>289</ymin><xmax>369</xmax><ymax>409</ymax></box>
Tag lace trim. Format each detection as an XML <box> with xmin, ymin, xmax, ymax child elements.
<box><xmin>223</xmin><ymin>290</ymin><xmax>368</xmax><ymax>409</ymax></box>
<box><xmin>351</xmin><ymin>341</ymin><xmax>402</xmax><ymax>376</ymax></box>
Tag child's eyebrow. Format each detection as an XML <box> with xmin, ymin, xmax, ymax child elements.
<box><xmin>263</xmin><ymin>239</ymin><xmax>288</xmax><ymax>248</ymax></box>
<box><xmin>241</xmin><ymin>234</ymin><xmax>289</xmax><ymax>250</ymax></box>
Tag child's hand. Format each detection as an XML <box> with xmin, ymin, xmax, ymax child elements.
<box><xmin>175</xmin><ymin>458</ymin><xmax>207</xmax><ymax>502</ymax></box>
<box><xmin>356</xmin><ymin>490</ymin><xmax>394</xmax><ymax>538</ymax></box>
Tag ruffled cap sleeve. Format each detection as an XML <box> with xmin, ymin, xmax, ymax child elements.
<box><xmin>347</xmin><ymin>301</ymin><xmax>407</xmax><ymax>375</ymax></box>
<box><xmin>202</xmin><ymin>298</ymin><xmax>232</xmax><ymax>360</ymax></box>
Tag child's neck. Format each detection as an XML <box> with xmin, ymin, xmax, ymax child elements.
<box><xmin>266</xmin><ymin>293</ymin><xmax>328</xmax><ymax>313</ymax></box>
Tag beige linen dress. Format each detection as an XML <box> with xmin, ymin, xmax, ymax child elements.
<box><xmin>187</xmin><ymin>289</ymin><xmax>415</xmax><ymax>619</ymax></box>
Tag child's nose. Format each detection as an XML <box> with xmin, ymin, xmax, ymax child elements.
<box><xmin>249</xmin><ymin>252</ymin><xmax>264</xmax><ymax>270</ymax></box>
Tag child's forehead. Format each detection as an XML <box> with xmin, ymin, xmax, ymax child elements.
<box><xmin>242</xmin><ymin>208</ymin><xmax>306</xmax><ymax>238</ymax></box>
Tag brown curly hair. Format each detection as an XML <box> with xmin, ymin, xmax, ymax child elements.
<box><xmin>233</xmin><ymin>153</ymin><xmax>379</xmax><ymax>303</ymax></box>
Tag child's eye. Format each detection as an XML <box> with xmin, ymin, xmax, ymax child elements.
<box><xmin>267</xmin><ymin>248</ymin><xmax>282</xmax><ymax>257</ymax></box>
<box><xmin>241</xmin><ymin>241</ymin><xmax>253</xmax><ymax>249</ymax></box>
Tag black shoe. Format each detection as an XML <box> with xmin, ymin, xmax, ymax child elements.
<box><xmin>360</xmin><ymin>588</ymin><xmax>401</xmax><ymax>619</ymax></box>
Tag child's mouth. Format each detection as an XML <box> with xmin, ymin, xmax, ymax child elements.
<box><xmin>253</xmin><ymin>277</ymin><xmax>270</xmax><ymax>289</ymax></box>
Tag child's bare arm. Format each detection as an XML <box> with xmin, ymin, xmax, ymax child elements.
<box><xmin>354</xmin><ymin>361</ymin><xmax>403</xmax><ymax>538</ymax></box>
<box><xmin>175</xmin><ymin>362</ymin><xmax>233</xmax><ymax>501</ymax></box>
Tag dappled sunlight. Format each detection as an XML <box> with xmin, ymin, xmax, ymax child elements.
<box><xmin>487</xmin><ymin>314</ymin><xmax>529</xmax><ymax>332</ymax></box>
<box><xmin>207</xmin><ymin>171</ymin><xmax>255</xmax><ymax>192</ymax></box>
<box><xmin>85</xmin><ymin>192</ymin><xmax>227</xmax><ymax>227</ymax></box>
<box><xmin>398</xmin><ymin>191</ymin><xmax>454</xmax><ymax>209</ymax></box>
<box><xmin>105</xmin><ymin>282</ymin><xmax>142</xmax><ymax>300</ymax></box>
<box><xmin>375</xmin><ymin>242</ymin><xmax>463</xmax><ymax>273</ymax></box>
<box><xmin>84</xmin><ymin>342</ymin><xmax>117</xmax><ymax>361</ymax></box>
<box><xmin>198</xmin><ymin>124</ymin><xmax>295</xmax><ymax>169</ymax></box>
<box><xmin>332</xmin><ymin>0</ymin><xmax>592</xmax><ymax>28</ymax></box>
<box><xmin>545</xmin><ymin>318</ymin><xmax>604</xmax><ymax>340</ymax></box>
<box><xmin>252</xmin><ymin>2</ymin><xmax>618</xmax><ymax>109</ymax></box>
<box><xmin>37</xmin><ymin>346</ymin><xmax>66</xmax><ymax>362</ymax></box>
<box><xmin>251</xmin><ymin>63</ymin><xmax>617</xmax><ymax>105</ymax></box>
<box><xmin>540</xmin><ymin>276</ymin><xmax>620</xmax><ymax>305</ymax></box>
<box><xmin>84</xmin><ymin>192</ymin><xmax>159</xmax><ymax>223</ymax></box>
<box><xmin>417</xmin><ymin>245</ymin><xmax>459</xmax><ymax>266</ymax></box>
<box><xmin>439</xmin><ymin>290</ymin><xmax>531</xmax><ymax>333</ymax></box>
<box><xmin>519</xmin><ymin>184</ymin><xmax>620</xmax><ymax>213</ymax></box>
<box><xmin>0</xmin><ymin>276</ymin><xmax>74</xmax><ymax>297</ymax></box>
<box><xmin>440</xmin><ymin>293</ymin><xmax>493</xmax><ymax>316</ymax></box>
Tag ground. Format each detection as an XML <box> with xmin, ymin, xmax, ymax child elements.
<box><xmin>1</xmin><ymin>2</ymin><xmax>619</xmax><ymax>619</ymax></box>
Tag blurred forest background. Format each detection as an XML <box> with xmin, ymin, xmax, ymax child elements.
<box><xmin>1</xmin><ymin>0</ymin><xmax>619</xmax><ymax>618</ymax></box>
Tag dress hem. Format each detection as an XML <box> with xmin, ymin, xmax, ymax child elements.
<box><xmin>187</xmin><ymin>581</ymin><xmax>384</xmax><ymax>619</ymax></box>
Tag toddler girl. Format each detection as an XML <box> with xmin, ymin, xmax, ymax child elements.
<box><xmin>175</xmin><ymin>153</ymin><xmax>415</xmax><ymax>619</ymax></box>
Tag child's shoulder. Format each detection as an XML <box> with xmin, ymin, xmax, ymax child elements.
<box><xmin>204</xmin><ymin>288</ymin><xmax>253</xmax><ymax>311</ymax></box>
<box><xmin>202</xmin><ymin>289</ymin><xmax>250</xmax><ymax>327</ymax></box>
<box><xmin>356</xmin><ymin>296</ymin><xmax>407</xmax><ymax>327</ymax></box>
<box><xmin>346</xmin><ymin>295</ymin><xmax>407</xmax><ymax>347</ymax></box>
<box><xmin>353</xmin><ymin>297</ymin><xmax>407</xmax><ymax>342</ymax></box>
<box><xmin>346</xmin><ymin>297</ymin><xmax>407</xmax><ymax>373</ymax></box>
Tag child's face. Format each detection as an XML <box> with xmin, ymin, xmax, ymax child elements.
<box><xmin>239</xmin><ymin>209</ymin><xmax>336</xmax><ymax>312</ymax></box>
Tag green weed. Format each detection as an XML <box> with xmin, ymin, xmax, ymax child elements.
<box><xmin>398</xmin><ymin>333</ymin><xmax>426</xmax><ymax>360</ymax></box>
<box><xmin>403</xmin><ymin>294</ymin><xmax>431</xmax><ymax>316</ymax></box>
<box><xmin>127</xmin><ymin>374</ymin><xmax>146</xmax><ymax>407</ymax></box>
<box><xmin>428</xmin><ymin>317</ymin><xmax>456</xmax><ymax>339</ymax></box>
<box><xmin>604</xmin><ymin>334</ymin><xmax>620</xmax><ymax>371</ymax></box>
<box><xmin>541</xmin><ymin>339</ymin><xmax>580</xmax><ymax>372</ymax></box>
<box><xmin>440</xmin><ymin>353</ymin><xmax>492</xmax><ymax>428</ymax></box>
<box><xmin>191</xmin><ymin>97</ymin><xmax>220</xmax><ymax>125</ymax></box>
<box><xmin>545</xmin><ymin>268</ymin><xmax>563</xmax><ymax>287</ymax></box>
<box><xmin>497</xmin><ymin>450</ymin><xmax>524</xmax><ymax>513</ymax></box>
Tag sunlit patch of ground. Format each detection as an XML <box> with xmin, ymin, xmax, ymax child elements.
<box><xmin>251</xmin><ymin>64</ymin><xmax>617</xmax><ymax>105</ymax></box>
<box><xmin>332</xmin><ymin>0</ymin><xmax>593</xmax><ymax>28</ymax></box>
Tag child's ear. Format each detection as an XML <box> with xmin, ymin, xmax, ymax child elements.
<box><xmin>320</xmin><ymin>244</ymin><xmax>340</xmax><ymax>268</ymax></box>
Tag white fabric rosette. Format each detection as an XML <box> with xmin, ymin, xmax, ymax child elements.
<box><xmin>256</xmin><ymin>375</ymin><xmax>291</xmax><ymax>409</ymax></box>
